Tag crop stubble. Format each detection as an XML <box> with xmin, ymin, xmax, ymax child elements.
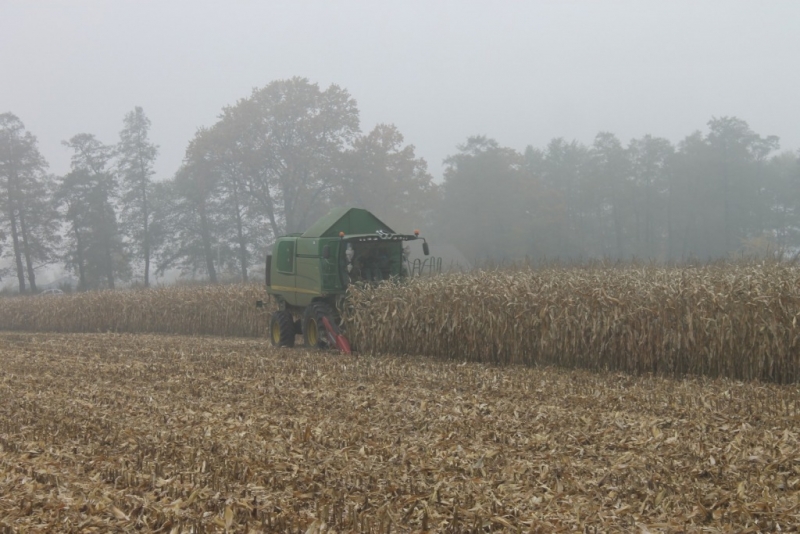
<box><xmin>1</xmin><ymin>333</ymin><xmax>799</xmax><ymax>532</ymax></box>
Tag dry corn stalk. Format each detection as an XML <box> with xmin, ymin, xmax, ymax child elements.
<box><xmin>0</xmin><ymin>284</ymin><xmax>272</xmax><ymax>338</ymax></box>
<box><xmin>3</xmin><ymin>263</ymin><xmax>800</xmax><ymax>383</ymax></box>
<box><xmin>342</xmin><ymin>263</ymin><xmax>800</xmax><ymax>383</ymax></box>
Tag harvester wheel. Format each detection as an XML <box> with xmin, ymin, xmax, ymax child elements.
<box><xmin>303</xmin><ymin>302</ymin><xmax>340</xmax><ymax>350</ymax></box>
<box><xmin>269</xmin><ymin>310</ymin><xmax>296</xmax><ymax>347</ymax></box>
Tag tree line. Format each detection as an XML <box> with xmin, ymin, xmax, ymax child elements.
<box><xmin>441</xmin><ymin>121</ymin><xmax>798</xmax><ymax>262</ymax></box>
<box><xmin>1</xmin><ymin>77</ymin><xmax>799</xmax><ymax>292</ymax></box>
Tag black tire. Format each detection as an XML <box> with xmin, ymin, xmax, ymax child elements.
<box><xmin>270</xmin><ymin>310</ymin><xmax>295</xmax><ymax>347</ymax></box>
<box><xmin>303</xmin><ymin>302</ymin><xmax>340</xmax><ymax>349</ymax></box>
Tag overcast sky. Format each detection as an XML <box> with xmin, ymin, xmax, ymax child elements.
<box><xmin>2</xmin><ymin>0</ymin><xmax>799</xmax><ymax>183</ymax></box>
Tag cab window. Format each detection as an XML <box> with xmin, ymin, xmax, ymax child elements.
<box><xmin>276</xmin><ymin>240</ymin><xmax>295</xmax><ymax>273</ymax></box>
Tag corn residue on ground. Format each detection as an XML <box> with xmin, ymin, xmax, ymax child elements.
<box><xmin>1</xmin><ymin>333</ymin><xmax>799</xmax><ymax>532</ymax></box>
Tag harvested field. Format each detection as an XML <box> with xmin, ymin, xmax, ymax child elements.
<box><xmin>1</xmin><ymin>333</ymin><xmax>799</xmax><ymax>532</ymax></box>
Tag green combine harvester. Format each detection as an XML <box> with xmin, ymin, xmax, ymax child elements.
<box><xmin>259</xmin><ymin>207</ymin><xmax>429</xmax><ymax>353</ymax></box>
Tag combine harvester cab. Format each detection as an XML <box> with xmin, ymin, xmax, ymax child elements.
<box><xmin>258</xmin><ymin>207</ymin><xmax>429</xmax><ymax>353</ymax></box>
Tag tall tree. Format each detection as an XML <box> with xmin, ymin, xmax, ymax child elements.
<box><xmin>669</xmin><ymin>131</ymin><xmax>715</xmax><ymax>259</ymax></box>
<box><xmin>440</xmin><ymin>136</ymin><xmax>526</xmax><ymax>260</ymax></box>
<box><xmin>223</xmin><ymin>77</ymin><xmax>360</xmax><ymax>235</ymax></box>
<box><xmin>0</xmin><ymin>113</ymin><xmax>59</xmax><ymax>292</ymax></box>
<box><xmin>155</xmin><ymin>75</ymin><xmax>364</xmax><ymax>284</ymax></box>
<box><xmin>627</xmin><ymin>135</ymin><xmax>674</xmax><ymax>258</ymax></box>
<box><xmin>204</xmin><ymin>116</ymin><xmax>274</xmax><ymax>282</ymax></box>
<box><xmin>117</xmin><ymin>106</ymin><xmax>159</xmax><ymax>287</ymax></box>
<box><xmin>764</xmin><ymin>151</ymin><xmax>800</xmax><ymax>252</ymax></box>
<box><xmin>58</xmin><ymin>134</ymin><xmax>128</xmax><ymax>289</ymax></box>
<box><xmin>336</xmin><ymin>124</ymin><xmax>439</xmax><ymax>233</ymax></box>
<box><xmin>155</xmin><ymin>129</ymin><xmax>225</xmax><ymax>282</ymax></box>
<box><xmin>589</xmin><ymin>132</ymin><xmax>630</xmax><ymax>258</ymax></box>
<box><xmin>706</xmin><ymin>117</ymin><xmax>779</xmax><ymax>252</ymax></box>
<box><xmin>54</xmin><ymin>168</ymin><xmax>94</xmax><ymax>289</ymax></box>
<box><xmin>539</xmin><ymin>138</ymin><xmax>592</xmax><ymax>257</ymax></box>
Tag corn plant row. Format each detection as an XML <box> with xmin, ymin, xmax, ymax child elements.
<box><xmin>0</xmin><ymin>284</ymin><xmax>271</xmax><ymax>338</ymax></box>
<box><xmin>342</xmin><ymin>263</ymin><xmax>800</xmax><ymax>383</ymax></box>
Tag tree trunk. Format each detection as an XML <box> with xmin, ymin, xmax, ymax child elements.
<box><xmin>105</xmin><ymin>246</ymin><xmax>115</xmax><ymax>289</ymax></box>
<box><xmin>721</xmin><ymin>145</ymin><xmax>732</xmax><ymax>253</ymax></box>
<box><xmin>232</xmin><ymin>181</ymin><xmax>248</xmax><ymax>282</ymax></box>
<box><xmin>244</xmin><ymin>176</ymin><xmax>280</xmax><ymax>240</ymax></box>
<box><xmin>611</xmin><ymin>191</ymin><xmax>624</xmax><ymax>259</ymax></box>
<box><xmin>198</xmin><ymin>199</ymin><xmax>217</xmax><ymax>283</ymax></box>
<box><xmin>138</xmin><ymin>150</ymin><xmax>151</xmax><ymax>288</ymax></box>
<box><xmin>72</xmin><ymin>218</ymin><xmax>87</xmax><ymax>290</ymax></box>
<box><xmin>142</xmin><ymin>178</ymin><xmax>150</xmax><ymax>287</ymax></box>
<box><xmin>283</xmin><ymin>181</ymin><xmax>297</xmax><ymax>233</ymax></box>
<box><xmin>666</xmin><ymin>189</ymin><xmax>675</xmax><ymax>260</ymax></box>
<box><xmin>103</xmin><ymin>204</ymin><xmax>115</xmax><ymax>290</ymax></box>
<box><xmin>3</xmin><ymin>144</ymin><xmax>25</xmax><ymax>292</ymax></box>
<box><xmin>18</xmin><ymin>209</ymin><xmax>37</xmax><ymax>291</ymax></box>
<box><xmin>7</xmin><ymin>200</ymin><xmax>26</xmax><ymax>292</ymax></box>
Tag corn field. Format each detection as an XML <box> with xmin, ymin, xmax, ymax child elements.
<box><xmin>343</xmin><ymin>263</ymin><xmax>800</xmax><ymax>383</ymax></box>
<box><xmin>0</xmin><ymin>284</ymin><xmax>271</xmax><ymax>337</ymax></box>
<box><xmin>2</xmin><ymin>264</ymin><xmax>800</xmax><ymax>383</ymax></box>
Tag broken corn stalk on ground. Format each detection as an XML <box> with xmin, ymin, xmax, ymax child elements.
<box><xmin>1</xmin><ymin>333</ymin><xmax>799</xmax><ymax>532</ymax></box>
<box><xmin>343</xmin><ymin>263</ymin><xmax>800</xmax><ymax>383</ymax></box>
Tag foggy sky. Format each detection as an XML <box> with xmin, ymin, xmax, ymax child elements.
<box><xmin>2</xmin><ymin>0</ymin><xmax>799</xmax><ymax>183</ymax></box>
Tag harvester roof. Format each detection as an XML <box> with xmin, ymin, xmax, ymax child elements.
<box><xmin>301</xmin><ymin>207</ymin><xmax>395</xmax><ymax>238</ymax></box>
